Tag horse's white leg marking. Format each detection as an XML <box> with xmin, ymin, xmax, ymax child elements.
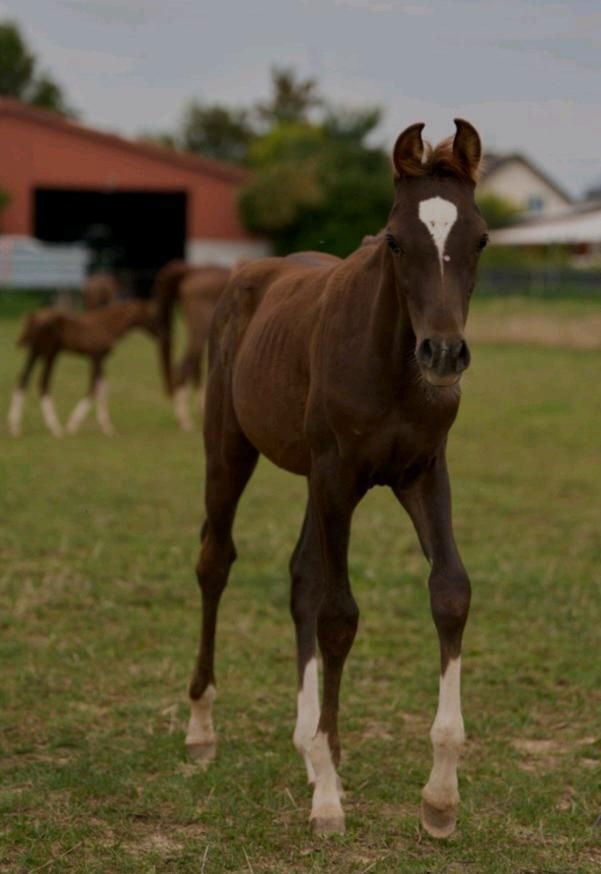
<box><xmin>40</xmin><ymin>395</ymin><xmax>63</xmax><ymax>437</ymax></box>
<box><xmin>418</xmin><ymin>196</ymin><xmax>458</xmax><ymax>273</ymax></box>
<box><xmin>293</xmin><ymin>657</ymin><xmax>320</xmax><ymax>783</ymax></box>
<box><xmin>173</xmin><ymin>385</ymin><xmax>194</xmax><ymax>432</ymax></box>
<box><xmin>95</xmin><ymin>379</ymin><xmax>114</xmax><ymax>436</ymax></box>
<box><xmin>422</xmin><ymin>656</ymin><xmax>464</xmax><ymax>836</ymax></box>
<box><xmin>186</xmin><ymin>684</ymin><xmax>217</xmax><ymax>760</ymax></box>
<box><xmin>8</xmin><ymin>389</ymin><xmax>25</xmax><ymax>436</ymax></box>
<box><xmin>198</xmin><ymin>382</ymin><xmax>207</xmax><ymax>419</ymax></box>
<box><xmin>66</xmin><ymin>396</ymin><xmax>92</xmax><ymax>434</ymax></box>
<box><xmin>309</xmin><ymin>731</ymin><xmax>345</xmax><ymax>828</ymax></box>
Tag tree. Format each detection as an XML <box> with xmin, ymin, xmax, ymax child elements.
<box><xmin>255</xmin><ymin>67</ymin><xmax>321</xmax><ymax>126</ymax></box>
<box><xmin>0</xmin><ymin>21</ymin><xmax>75</xmax><ymax>116</ymax></box>
<box><xmin>179</xmin><ymin>102</ymin><xmax>254</xmax><ymax>164</ymax></box>
<box><xmin>476</xmin><ymin>192</ymin><xmax>522</xmax><ymax>229</ymax></box>
<box><xmin>240</xmin><ymin>107</ymin><xmax>392</xmax><ymax>257</ymax></box>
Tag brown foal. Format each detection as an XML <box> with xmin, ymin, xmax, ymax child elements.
<box><xmin>8</xmin><ymin>299</ymin><xmax>156</xmax><ymax>437</ymax></box>
<box><xmin>152</xmin><ymin>260</ymin><xmax>230</xmax><ymax>431</ymax></box>
<box><xmin>186</xmin><ymin>120</ymin><xmax>488</xmax><ymax>838</ymax></box>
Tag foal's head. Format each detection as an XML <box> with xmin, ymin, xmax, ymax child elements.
<box><xmin>386</xmin><ymin>119</ymin><xmax>487</xmax><ymax>387</ymax></box>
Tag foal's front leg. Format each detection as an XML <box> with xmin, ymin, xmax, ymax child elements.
<box><xmin>395</xmin><ymin>452</ymin><xmax>471</xmax><ymax>838</ymax></box>
<box><xmin>308</xmin><ymin>454</ymin><xmax>360</xmax><ymax>834</ymax></box>
<box><xmin>39</xmin><ymin>353</ymin><xmax>63</xmax><ymax>437</ymax></box>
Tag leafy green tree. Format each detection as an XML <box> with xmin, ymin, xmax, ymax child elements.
<box><xmin>0</xmin><ymin>21</ymin><xmax>75</xmax><ymax>115</ymax></box>
<box><xmin>180</xmin><ymin>102</ymin><xmax>254</xmax><ymax>164</ymax></box>
<box><xmin>476</xmin><ymin>192</ymin><xmax>522</xmax><ymax>229</ymax></box>
<box><xmin>240</xmin><ymin>107</ymin><xmax>392</xmax><ymax>257</ymax></box>
<box><xmin>255</xmin><ymin>66</ymin><xmax>321</xmax><ymax>126</ymax></box>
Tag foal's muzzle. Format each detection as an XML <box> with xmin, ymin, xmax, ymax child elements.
<box><xmin>416</xmin><ymin>336</ymin><xmax>471</xmax><ymax>386</ymax></box>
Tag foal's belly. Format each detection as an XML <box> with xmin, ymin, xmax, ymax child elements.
<box><xmin>232</xmin><ymin>315</ymin><xmax>312</xmax><ymax>476</ymax></box>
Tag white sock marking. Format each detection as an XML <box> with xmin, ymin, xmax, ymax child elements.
<box><xmin>95</xmin><ymin>379</ymin><xmax>114</xmax><ymax>435</ymax></box>
<box><xmin>293</xmin><ymin>657</ymin><xmax>320</xmax><ymax>783</ymax></box>
<box><xmin>423</xmin><ymin>656</ymin><xmax>464</xmax><ymax>811</ymax></box>
<box><xmin>186</xmin><ymin>684</ymin><xmax>217</xmax><ymax>747</ymax></box>
<box><xmin>309</xmin><ymin>731</ymin><xmax>344</xmax><ymax>823</ymax></box>
<box><xmin>41</xmin><ymin>395</ymin><xmax>63</xmax><ymax>437</ymax></box>
<box><xmin>66</xmin><ymin>397</ymin><xmax>92</xmax><ymax>434</ymax></box>
<box><xmin>418</xmin><ymin>196</ymin><xmax>458</xmax><ymax>273</ymax></box>
<box><xmin>173</xmin><ymin>386</ymin><xmax>194</xmax><ymax>432</ymax></box>
<box><xmin>8</xmin><ymin>389</ymin><xmax>25</xmax><ymax>436</ymax></box>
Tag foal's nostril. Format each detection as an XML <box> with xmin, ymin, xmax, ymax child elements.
<box><xmin>454</xmin><ymin>340</ymin><xmax>471</xmax><ymax>373</ymax></box>
<box><xmin>417</xmin><ymin>338</ymin><xmax>434</xmax><ymax>369</ymax></box>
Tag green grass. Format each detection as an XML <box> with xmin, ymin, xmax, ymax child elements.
<box><xmin>1</xmin><ymin>304</ymin><xmax>600</xmax><ymax>873</ymax></box>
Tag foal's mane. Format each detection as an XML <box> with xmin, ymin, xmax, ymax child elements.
<box><xmin>395</xmin><ymin>136</ymin><xmax>479</xmax><ymax>185</ymax></box>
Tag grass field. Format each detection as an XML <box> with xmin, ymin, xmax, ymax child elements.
<box><xmin>1</xmin><ymin>299</ymin><xmax>600</xmax><ymax>873</ymax></box>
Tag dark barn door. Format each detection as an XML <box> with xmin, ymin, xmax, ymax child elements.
<box><xmin>34</xmin><ymin>188</ymin><xmax>187</xmax><ymax>296</ymax></box>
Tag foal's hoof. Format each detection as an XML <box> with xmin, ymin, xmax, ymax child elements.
<box><xmin>186</xmin><ymin>741</ymin><xmax>217</xmax><ymax>763</ymax></box>
<box><xmin>310</xmin><ymin>814</ymin><xmax>345</xmax><ymax>836</ymax></box>
<box><xmin>420</xmin><ymin>799</ymin><xmax>457</xmax><ymax>839</ymax></box>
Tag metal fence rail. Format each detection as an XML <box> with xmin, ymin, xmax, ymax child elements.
<box><xmin>478</xmin><ymin>268</ymin><xmax>601</xmax><ymax>298</ymax></box>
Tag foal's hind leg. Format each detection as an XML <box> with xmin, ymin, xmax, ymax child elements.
<box><xmin>66</xmin><ymin>359</ymin><xmax>96</xmax><ymax>434</ymax></box>
<box><xmin>93</xmin><ymin>360</ymin><xmax>115</xmax><ymax>436</ymax></box>
<box><xmin>290</xmin><ymin>498</ymin><xmax>323</xmax><ymax>783</ymax></box>
<box><xmin>8</xmin><ymin>349</ymin><xmax>37</xmax><ymax>436</ymax></box>
<box><xmin>186</xmin><ymin>422</ymin><xmax>258</xmax><ymax>761</ymax></box>
<box><xmin>394</xmin><ymin>452</ymin><xmax>471</xmax><ymax>839</ymax></box>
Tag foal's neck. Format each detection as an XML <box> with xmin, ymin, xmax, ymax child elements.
<box><xmin>365</xmin><ymin>242</ymin><xmax>415</xmax><ymax>379</ymax></box>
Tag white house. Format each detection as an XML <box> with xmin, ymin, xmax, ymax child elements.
<box><xmin>479</xmin><ymin>153</ymin><xmax>572</xmax><ymax>217</ymax></box>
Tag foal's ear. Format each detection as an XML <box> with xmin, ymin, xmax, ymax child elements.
<box><xmin>393</xmin><ymin>122</ymin><xmax>425</xmax><ymax>177</ymax></box>
<box><xmin>452</xmin><ymin>118</ymin><xmax>482</xmax><ymax>183</ymax></box>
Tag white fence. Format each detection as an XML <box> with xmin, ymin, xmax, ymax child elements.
<box><xmin>0</xmin><ymin>236</ymin><xmax>87</xmax><ymax>289</ymax></box>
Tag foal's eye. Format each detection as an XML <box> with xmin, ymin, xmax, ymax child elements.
<box><xmin>477</xmin><ymin>233</ymin><xmax>489</xmax><ymax>252</ymax></box>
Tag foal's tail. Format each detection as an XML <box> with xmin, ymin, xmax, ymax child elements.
<box><xmin>152</xmin><ymin>260</ymin><xmax>190</xmax><ymax>395</ymax></box>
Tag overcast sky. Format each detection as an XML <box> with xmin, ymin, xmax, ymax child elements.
<box><xmin>2</xmin><ymin>0</ymin><xmax>600</xmax><ymax>196</ymax></box>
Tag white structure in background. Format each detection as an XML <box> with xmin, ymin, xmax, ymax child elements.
<box><xmin>0</xmin><ymin>236</ymin><xmax>87</xmax><ymax>288</ymax></box>
<box><xmin>480</xmin><ymin>153</ymin><xmax>572</xmax><ymax>217</ymax></box>
<box><xmin>491</xmin><ymin>202</ymin><xmax>601</xmax><ymax>254</ymax></box>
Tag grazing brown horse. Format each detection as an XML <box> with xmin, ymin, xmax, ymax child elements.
<box><xmin>186</xmin><ymin>119</ymin><xmax>488</xmax><ymax>838</ymax></box>
<box><xmin>82</xmin><ymin>272</ymin><xmax>121</xmax><ymax>309</ymax></box>
<box><xmin>153</xmin><ymin>261</ymin><xmax>231</xmax><ymax>430</ymax></box>
<box><xmin>7</xmin><ymin>300</ymin><xmax>156</xmax><ymax>437</ymax></box>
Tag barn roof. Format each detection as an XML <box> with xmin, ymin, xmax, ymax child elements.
<box><xmin>0</xmin><ymin>98</ymin><xmax>250</xmax><ymax>185</ymax></box>
<box><xmin>481</xmin><ymin>151</ymin><xmax>572</xmax><ymax>205</ymax></box>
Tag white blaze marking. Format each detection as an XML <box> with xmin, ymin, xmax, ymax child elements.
<box><xmin>186</xmin><ymin>684</ymin><xmax>217</xmax><ymax>747</ymax></box>
<box><xmin>95</xmin><ymin>379</ymin><xmax>114</xmax><ymax>436</ymax></box>
<box><xmin>309</xmin><ymin>731</ymin><xmax>344</xmax><ymax>823</ymax></box>
<box><xmin>66</xmin><ymin>397</ymin><xmax>92</xmax><ymax>434</ymax></box>
<box><xmin>293</xmin><ymin>657</ymin><xmax>320</xmax><ymax>783</ymax></box>
<box><xmin>422</xmin><ymin>657</ymin><xmax>464</xmax><ymax>810</ymax></box>
<box><xmin>418</xmin><ymin>196</ymin><xmax>458</xmax><ymax>273</ymax></box>
<box><xmin>8</xmin><ymin>389</ymin><xmax>25</xmax><ymax>436</ymax></box>
<box><xmin>41</xmin><ymin>395</ymin><xmax>63</xmax><ymax>437</ymax></box>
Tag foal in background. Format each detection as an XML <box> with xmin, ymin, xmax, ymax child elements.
<box><xmin>8</xmin><ymin>299</ymin><xmax>156</xmax><ymax>437</ymax></box>
<box><xmin>152</xmin><ymin>261</ymin><xmax>231</xmax><ymax>431</ymax></box>
<box><xmin>186</xmin><ymin>120</ymin><xmax>488</xmax><ymax>838</ymax></box>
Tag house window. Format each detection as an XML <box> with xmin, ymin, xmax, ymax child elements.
<box><xmin>527</xmin><ymin>195</ymin><xmax>544</xmax><ymax>213</ymax></box>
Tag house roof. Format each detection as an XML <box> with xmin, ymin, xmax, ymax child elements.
<box><xmin>491</xmin><ymin>201</ymin><xmax>601</xmax><ymax>246</ymax></box>
<box><xmin>0</xmin><ymin>98</ymin><xmax>250</xmax><ymax>185</ymax></box>
<box><xmin>480</xmin><ymin>151</ymin><xmax>572</xmax><ymax>205</ymax></box>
